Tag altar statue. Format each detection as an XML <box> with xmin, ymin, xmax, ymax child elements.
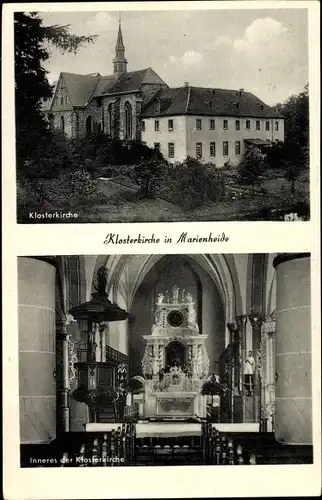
<box><xmin>186</xmin><ymin>292</ymin><xmax>193</xmax><ymax>303</ymax></box>
<box><xmin>156</xmin><ymin>292</ymin><xmax>164</xmax><ymax>304</ymax></box>
<box><xmin>172</xmin><ymin>286</ymin><xmax>179</xmax><ymax>303</ymax></box>
<box><xmin>244</xmin><ymin>350</ymin><xmax>255</xmax><ymax>395</ymax></box>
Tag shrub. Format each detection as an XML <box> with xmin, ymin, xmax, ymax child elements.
<box><xmin>134</xmin><ymin>156</ymin><xmax>168</xmax><ymax>198</ymax></box>
<box><xmin>238</xmin><ymin>145</ymin><xmax>266</xmax><ymax>195</ymax></box>
<box><xmin>162</xmin><ymin>158</ymin><xmax>226</xmax><ymax>209</ymax></box>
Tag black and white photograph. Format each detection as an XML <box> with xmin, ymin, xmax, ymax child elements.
<box><xmin>18</xmin><ymin>253</ymin><xmax>313</xmax><ymax>467</ymax></box>
<box><xmin>15</xmin><ymin>6</ymin><xmax>310</xmax><ymax>223</ymax></box>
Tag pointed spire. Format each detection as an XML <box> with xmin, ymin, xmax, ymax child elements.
<box><xmin>115</xmin><ymin>19</ymin><xmax>125</xmax><ymax>50</ymax></box>
<box><xmin>113</xmin><ymin>16</ymin><xmax>127</xmax><ymax>78</ymax></box>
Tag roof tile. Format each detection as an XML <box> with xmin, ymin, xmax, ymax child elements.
<box><xmin>142</xmin><ymin>86</ymin><xmax>283</xmax><ymax>118</ymax></box>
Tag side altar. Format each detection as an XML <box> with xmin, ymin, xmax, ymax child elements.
<box><xmin>141</xmin><ymin>287</ymin><xmax>209</xmax><ymax>419</ymax></box>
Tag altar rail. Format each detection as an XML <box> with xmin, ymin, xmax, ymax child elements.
<box><xmin>60</xmin><ymin>424</ymin><xmax>136</xmax><ymax>467</ymax></box>
<box><xmin>60</xmin><ymin>423</ymin><xmax>255</xmax><ymax>466</ymax></box>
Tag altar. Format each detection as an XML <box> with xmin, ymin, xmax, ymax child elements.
<box><xmin>140</xmin><ymin>287</ymin><xmax>210</xmax><ymax>419</ymax></box>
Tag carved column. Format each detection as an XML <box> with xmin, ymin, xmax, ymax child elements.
<box><xmin>248</xmin><ymin>313</ymin><xmax>265</xmax><ymax>423</ymax></box>
<box><xmin>56</xmin><ymin>319</ymin><xmax>70</xmax><ymax>433</ymax></box>
<box><xmin>236</xmin><ymin>315</ymin><xmax>248</xmax><ymax>421</ymax></box>
<box><xmin>262</xmin><ymin>317</ymin><xmax>276</xmax><ymax>432</ymax></box>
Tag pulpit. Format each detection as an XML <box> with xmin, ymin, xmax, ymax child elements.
<box><xmin>141</xmin><ymin>287</ymin><xmax>210</xmax><ymax>419</ymax></box>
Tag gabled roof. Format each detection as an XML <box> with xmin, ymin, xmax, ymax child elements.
<box><xmin>95</xmin><ymin>67</ymin><xmax>168</xmax><ymax>96</ymax></box>
<box><xmin>142</xmin><ymin>86</ymin><xmax>283</xmax><ymax>119</ymax></box>
<box><xmin>61</xmin><ymin>72</ymin><xmax>101</xmax><ymax>107</ymax></box>
<box><xmin>46</xmin><ymin>68</ymin><xmax>168</xmax><ymax>109</ymax></box>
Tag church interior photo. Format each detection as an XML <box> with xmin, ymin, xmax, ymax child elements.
<box><xmin>18</xmin><ymin>253</ymin><xmax>313</xmax><ymax>466</ymax></box>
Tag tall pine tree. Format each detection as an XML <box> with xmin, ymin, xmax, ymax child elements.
<box><xmin>14</xmin><ymin>12</ymin><xmax>96</xmax><ymax>172</ymax></box>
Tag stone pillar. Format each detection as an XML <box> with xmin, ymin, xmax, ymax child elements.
<box><xmin>248</xmin><ymin>313</ymin><xmax>265</xmax><ymax>423</ymax></box>
<box><xmin>56</xmin><ymin>319</ymin><xmax>70</xmax><ymax>433</ymax></box>
<box><xmin>262</xmin><ymin>318</ymin><xmax>276</xmax><ymax>432</ymax></box>
<box><xmin>236</xmin><ymin>315</ymin><xmax>248</xmax><ymax>420</ymax></box>
<box><xmin>18</xmin><ymin>257</ymin><xmax>56</xmax><ymax>444</ymax></box>
<box><xmin>273</xmin><ymin>254</ymin><xmax>311</xmax><ymax>445</ymax></box>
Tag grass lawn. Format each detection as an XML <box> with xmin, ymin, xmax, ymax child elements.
<box><xmin>18</xmin><ymin>168</ymin><xmax>309</xmax><ymax>223</ymax></box>
<box><xmin>75</xmin><ymin>172</ymin><xmax>309</xmax><ymax>223</ymax></box>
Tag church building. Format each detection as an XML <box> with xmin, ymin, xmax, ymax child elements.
<box><xmin>45</xmin><ymin>22</ymin><xmax>284</xmax><ymax>168</ymax></box>
<box><xmin>18</xmin><ymin>253</ymin><xmax>312</xmax><ymax>466</ymax></box>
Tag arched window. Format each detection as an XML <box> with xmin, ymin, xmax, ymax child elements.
<box><xmin>60</xmin><ymin>115</ymin><xmax>65</xmax><ymax>133</ymax></box>
<box><xmin>86</xmin><ymin>116</ymin><xmax>92</xmax><ymax>134</ymax></box>
<box><xmin>107</xmin><ymin>104</ymin><xmax>113</xmax><ymax>136</ymax></box>
<box><xmin>124</xmin><ymin>102</ymin><xmax>132</xmax><ymax>140</ymax></box>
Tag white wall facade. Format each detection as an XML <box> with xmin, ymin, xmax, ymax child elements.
<box><xmin>142</xmin><ymin>115</ymin><xmax>284</xmax><ymax>167</ymax></box>
<box><xmin>141</xmin><ymin>116</ymin><xmax>187</xmax><ymax>163</ymax></box>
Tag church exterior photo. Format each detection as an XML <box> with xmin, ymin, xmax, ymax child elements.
<box><xmin>45</xmin><ymin>22</ymin><xmax>285</xmax><ymax>167</ymax></box>
<box><xmin>18</xmin><ymin>253</ymin><xmax>312</xmax><ymax>467</ymax></box>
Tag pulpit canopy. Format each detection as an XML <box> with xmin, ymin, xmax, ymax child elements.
<box><xmin>69</xmin><ymin>266</ymin><xmax>128</xmax><ymax>323</ymax></box>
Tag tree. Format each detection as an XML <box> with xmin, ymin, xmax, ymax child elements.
<box><xmin>238</xmin><ymin>145</ymin><xmax>265</xmax><ymax>195</ymax></box>
<box><xmin>266</xmin><ymin>141</ymin><xmax>307</xmax><ymax>193</ymax></box>
<box><xmin>274</xmin><ymin>84</ymin><xmax>309</xmax><ymax>147</ymax></box>
<box><xmin>14</xmin><ymin>12</ymin><xmax>96</xmax><ymax>171</ymax></box>
<box><xmin>134</xmin><ymin>156</ymin><xmax>167</xmax><ymax>198</ymax></box>
<box><xmin>282</xmin><ymin>142</ymin><xmax>307</xmax><ymax>193</ymax></box>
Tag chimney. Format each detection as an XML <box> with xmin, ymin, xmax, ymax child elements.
<box><xmin>239</xmin><ymin>88</ymin><xmax>244</xmax><ymax>96</ymax></box>
<box><xmin>184</xmin><ymin>81</ymin><xmax>190</xmax><ymax>87</ymax></box>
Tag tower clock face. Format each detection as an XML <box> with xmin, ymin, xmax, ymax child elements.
<box><xmin>167</xmin><ymin>310</ymin><xmax>184</xmax><ymax>327</ymax></box>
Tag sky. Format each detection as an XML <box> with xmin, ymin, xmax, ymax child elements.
<box><xmin>38</xmin><ymin>8</ymin><xmax>308</xmax><ymax>106</ymax></box>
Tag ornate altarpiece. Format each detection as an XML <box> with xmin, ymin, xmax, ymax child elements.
<box><xmin>141</xmin><ymin>287</ymin><xmax>209</xmax><ymax>419</ymax></box>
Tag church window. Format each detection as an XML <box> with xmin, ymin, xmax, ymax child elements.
<box><xmin>210</xmin><ymin>119</ymin><xmax>215</xmax><ymax>130</ymax></box>
<box><xmin>168</xmin><ymin>142</ymin><xmax>175</xmax><ymax>158</ymax></box>
<box><xmin>168</xmin><ymin>119</ymin><xmax>173</xmax><ymax>131</ymax></box>
<box><xmin>86</xmin><ymin>115</ymin><xmax>93</xmax><ymax>134</ymax></box>
<box><xmin>235</xmin><ymin>141</ymin><xmax>241</xmax><ymax>155</ymax></box>
<box><xmin>246</xmin><ymin>120</ymin><xmax>251</xmax><ymax>130</ymax></box>
<box><xmin>210</xmin><ymin>142</ymin><xmax>216</xmax><ymax>157</ymax></box>
<box><xmin>155</xmin><ymin>120</ymin><xmax>159</xmax><ymax>131</ymax></box>
<box><xmin>223</xmin><ymin>119</ymin><xmax>228</xmax><ymax>130</ymax></box>
<box><xmin>275</xmin><ymin>121</ymin><xmax>279</xmax><ymax>131</ymax></box>
<box><xmin>124</xmin><ymin>101</ymin><xmax>132</xmax><ymax>140</ymax></box>
<box><xmin>196</xmin><ymin>142</ymin><xmax>202</xmax><ymax>158</ymax></box>
<box><xmin>154</xmin><ymin>100</ymin><xmax>160</xmax><ymax>113</ymax></box>
<box><xmin>75</xmin><ymin>114</ymin><xmax>79</xmax><ymax>134</ymax></box>
<box><xmin>141</xmin><ymin>121</ymin><xmax>145</xmax><ymax>131</ymax></box>
<box><xmin>60</xmin><ymin>115</ymin><xmax>65</xmax><ymax>133</ymax></box>
<box><xmin>61</xmin><ymin>96</ymin><xmax>64</xmax><ymax>105</ymax></box>
<box><xmin>108</xmin><ymin>104</ymin><xmax>113</xmax><ymax>135</ymax></box>
<box><xmin>235</xmin><ymin>120</ymin><xmax>240</xmax><ymax>131</ymax></box>
<box><xmin>223</xmin><ymin>141</ymin><xmax>229</xmax><ymax>156</ymax></box>
<box><xmin>196</xmin><ymin>119</ymin><xmax>202</xmax><ymax>130</ymax></box>
<box><xmin>266</xmin><ymin>121</ymin><xmax>270</xmax><ymax>131</ymax></box>
<box><xmin>256</xmin><ymin>120</ymin><xmax>261</xmax><ymax>131</ymax></box>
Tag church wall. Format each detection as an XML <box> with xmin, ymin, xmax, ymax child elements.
<box><xmin>200</xmin><ymin>271</ymin><xmax>225</xmax><ymax>374</ymax></box>
<box><xmin>81</xmin><ymin>99</ymin><xmax>105</xmax><ymax>135</ymax></box>
<box><xmin>18</xmin><ymin>257</ymin><xmax>56</xmax><ymax>444</ymax></box>
<box><xmin>118</xmin><ymin>94</ymin><xmax>139</xmax><ymax>141</ymax></box>
<box><xmin>52</xmin><ymin>111</ymin><xmax>74</xmax><ymax>138</ymax></box>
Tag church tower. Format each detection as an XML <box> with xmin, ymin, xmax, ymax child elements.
<box><xmin>113</xmin><ymin>20</ymin><xmax>127</xmax><ymax>79</ymax></box>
